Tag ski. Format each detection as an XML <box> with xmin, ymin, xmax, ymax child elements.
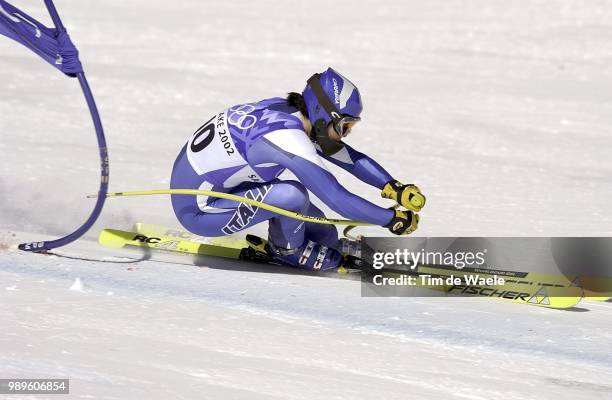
<box><xmin>135</xmin><ymin>223</ymin><xmax>607</xmax><ymax>298</ymax></box>
<box><xmin>383</xmin><ymin>266</ymin><xmax>582</xmax><ymax>309</ymax></box>
<box><xmin>99</xmin><ymin>227</ymin><xmax>583</xmax><ymax>309</ymax></box>
<box><xmin>413</xmin><ymin>264</ymin><xmax>610</xmax><ymax>302</ymax></box>
<box><xmin>99</xmin><ymin>228</ymin><xmax>246</xmax><ymax>259</ymax></box>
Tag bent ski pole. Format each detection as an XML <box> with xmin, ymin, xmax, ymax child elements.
<box><xmin>88</xmin><ymin>189</ymin><xmax>374</xmax><ymax>227</ymax></box>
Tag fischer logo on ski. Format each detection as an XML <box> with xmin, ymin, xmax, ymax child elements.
<box><xmin>448</xmin><ymin>284</ymin><xmax>530</xmax><ymax>301</ymax></box>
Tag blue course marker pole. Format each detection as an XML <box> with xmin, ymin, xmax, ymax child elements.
<box><xmin>0</xmin><ymin>0</ymin><xmax>109</xmax><ymax>252</ymax></box>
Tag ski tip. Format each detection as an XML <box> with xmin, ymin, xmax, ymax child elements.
<box><xmin>98</xmin><ymin>229</ymin><xmax>128</xmax><ymax>249</ymax></box>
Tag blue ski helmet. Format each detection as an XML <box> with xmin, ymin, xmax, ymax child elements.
<box><xmin>302</xmin><ymin>67</ymin><xmax>363</xmax><ymax>131</ymax></box>
<box><xmin>302</xmin><ymin>68</ymin><xmax>363</xmax><ymax>155</ymax></box>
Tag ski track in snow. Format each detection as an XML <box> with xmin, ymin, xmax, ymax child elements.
<box><xmin>2</xmin><ymin>0</ymin><xmax>612</xmax><ymax>398</ymax></box>
<box><xmin>1</xmin><ymin>239</ymin><xmax>612</xmax><ymax>400</ymax></box>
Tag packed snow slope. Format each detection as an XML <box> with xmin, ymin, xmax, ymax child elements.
<box><xmin>1</xmin><ymin>241</ymin><xmax>612</xmax><ymax>400</ymax></box>
<box><xmin>1</xmin><ymin>0</ymin><xmax>612</xmax><ymax>399</ymax></box>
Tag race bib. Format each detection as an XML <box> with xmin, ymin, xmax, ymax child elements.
<box><xmin>186</xmin><ymin>111</ymin><xmax>245</xmax><ymax>175</ymax></box>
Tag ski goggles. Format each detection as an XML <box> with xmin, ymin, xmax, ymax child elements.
<box><xmin>334</xmin><ymin>115</ymin><xmax>361</xmax><ymax>137</ymax></box>
<box><xmin>307</xmin><ymin>73</ymin><xmax>361</xmax><ymax>138</ymax></box>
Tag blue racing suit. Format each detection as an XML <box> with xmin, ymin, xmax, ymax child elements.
<box><xmin>170</xmin><ymin>97</ymin><xmax>395</xmax><ymax>250</ymax></box>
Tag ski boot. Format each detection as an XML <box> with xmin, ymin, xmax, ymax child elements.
<box><xmin>240</xmin><ymin>235</ymin><xmax>274</xmax><ymax>263</ymax></box>
<box><xmin>267</xmin><ymin>238</ymin><xmax>343</xmax><ymax>271</ymax></box>
<box><xmin>241</xmin><ymin>235</ymin><xmax>356</xmax><ymax>272</ymax></box>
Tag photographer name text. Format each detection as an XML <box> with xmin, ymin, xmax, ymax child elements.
<box><xmin>373</xmin><ymin>274</ymin><xmax>505</xmax><ymax>286</ymax></box>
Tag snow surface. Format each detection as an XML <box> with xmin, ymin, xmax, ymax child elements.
<box><xmin>1</xmin><ymin>0</ymin><xmax>612</xmax><ymax>399</ymax></box>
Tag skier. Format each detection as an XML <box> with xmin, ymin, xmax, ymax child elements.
<box><xmin>170</xmin><ymin>67</ymin><xmax>426</xmax><ymax>271</ymax></box>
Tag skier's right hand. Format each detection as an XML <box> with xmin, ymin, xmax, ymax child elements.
<box><xmin>385</xmin><ymin>208</ymin><xmax>419</xmax><ymax>235</ymax></box>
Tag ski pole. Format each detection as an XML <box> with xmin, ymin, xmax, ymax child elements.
<box><xmin>88</xmin><ymin>189</ymin><xmax>375</xmax><ymax>226</ymax></box>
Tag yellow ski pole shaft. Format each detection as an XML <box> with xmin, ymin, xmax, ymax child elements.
<box><xmin>88</xmin><ymin>189</ymin><xmax>375</xmax><ymax>227</ymax></box>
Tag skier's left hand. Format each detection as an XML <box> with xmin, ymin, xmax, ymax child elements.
<box><xmin>385</xmin><ymin>208</ymin><xmax>419</xmax><ymax>235</ymax></box>
<box><xmin>381</xmin><ymin>179</ymin><xmax>426</xmax><ymax>212</ymax></box>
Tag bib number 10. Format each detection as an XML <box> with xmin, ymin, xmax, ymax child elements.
<box><xmin>190</xmin><ymin>113</ymin><xmax>234</xmax><ymax>156</ymax></box>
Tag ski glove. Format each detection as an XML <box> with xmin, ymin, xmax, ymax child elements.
<box><xmin>381</xmin><ymin>180</ymin><xmax>426</xmax><ymax>212</ymax></box>
<box><xmin>385</xmin><ymin>208</ymin><xmax>419</xmax><ymax>235</ymax></box>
